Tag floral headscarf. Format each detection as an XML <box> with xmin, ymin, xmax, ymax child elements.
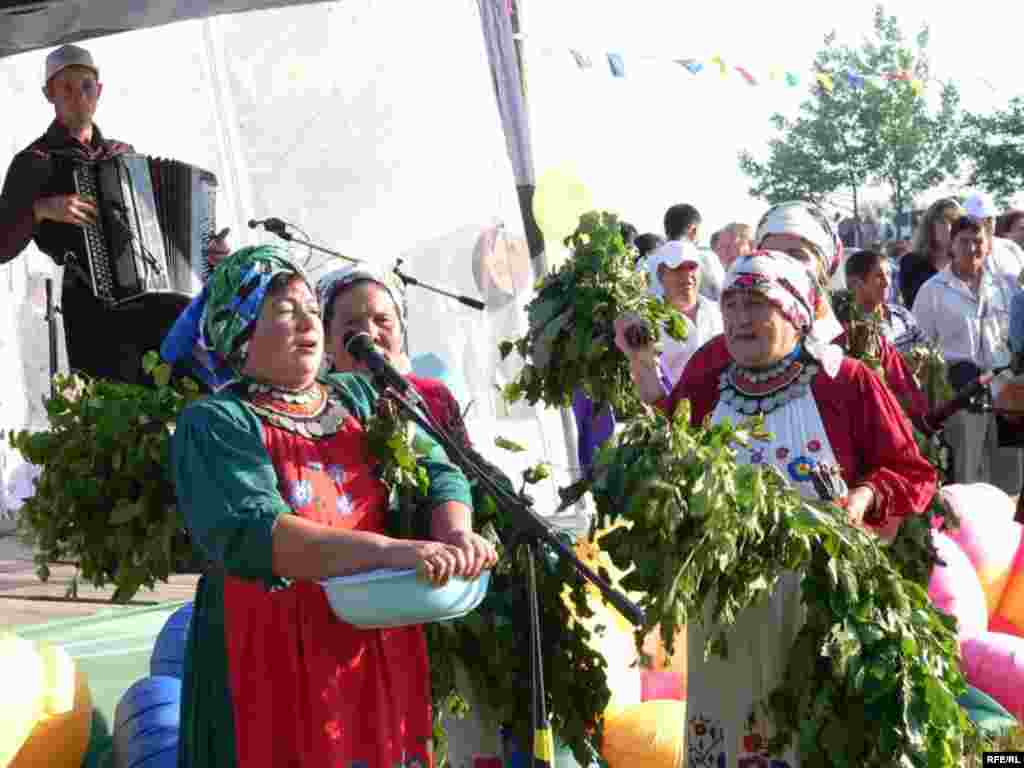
<box><xmin>723</xmin><ymin>249</ymin><xmax>843</xmax><ymax>377</ymax></box>
<box><xmin>161</xmin><ymin>245</ymin><xmax>309</xmax><ymax>390</ymax></box>
<box><xmin>316</xmin><ymin>263</ymin><xmax>406</xmax><ymax>328</ymax></box>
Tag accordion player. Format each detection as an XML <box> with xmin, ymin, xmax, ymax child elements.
<box><xmin>70</xmin><ymin>153</ymin><xmax>218</xmax><ymax>304</ymax></box>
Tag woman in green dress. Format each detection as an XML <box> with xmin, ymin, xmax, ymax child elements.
<box><xmin>165</xmin><ymin>245</ymin><xmax>497</xmax><ymax>768</ymax></box>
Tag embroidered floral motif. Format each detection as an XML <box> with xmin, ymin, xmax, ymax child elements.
<box><xmin>775</xmin><ymin>446</ymin><xmax>790</xmax><ymax>461</ymax></box>
<box><xmin>787</xmin><ymin>455</ymin><xmax>816</xmax><ymax>482</ymax></box>
<box><xmin>750</xmin><ymin>448</ymin><xmax>765</xmax><ymax>464</ymax></box>
<box><xmin>326</xmin><ymin>464</ymin><xmax>346</xmax><ymax>486</ymax></box>
<box><xmin>807</xmin><ymin>439</ymin><xmax>822</xmax><ymax>453</ymax></box>
<box><xmin>289</xmin><ymin>479</ymin><xmax>313</xmax><ymax>509</ymax></box>
<box><xmin>687</xmin><ymin>714</ymin><xmax>726</xmax><ymax>768</ymax></box>
<box><xmin>336</xmin><ymin>494</ymin><xmax>353</xmax><ymax>517</ymax></box>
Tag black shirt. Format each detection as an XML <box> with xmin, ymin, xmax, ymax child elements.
<box><xmin>899</xmin><ymin>251</ymin><xmax>938</xmax><ymax>310</ymax></box>
<box><xmin>0</xmin><ymin>120</ymin><xmax>154</xmax><ymax>382</ymax></box>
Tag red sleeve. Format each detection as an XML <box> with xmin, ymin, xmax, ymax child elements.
<box><xmin>813</xmin><ymin>358</ymin><xmax>936</xmax><ymax>527</ymax></box>
<box><xmin>658</xmin><ymin>334</ymin><xmax>730</xmax><ymax>423</ymax></box>
<box><xmin>406</xmin><ymin>374</ymin><xmax>472</xmax><ymax>448</ymax></box>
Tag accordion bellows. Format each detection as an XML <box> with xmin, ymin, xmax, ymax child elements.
<box><xmin>72</xmin><ymin>154</ymin><xmax>217</xmax><ymax>305</ymax></box>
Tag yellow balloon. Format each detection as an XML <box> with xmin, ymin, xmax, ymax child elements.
<box><xmin>603</xmin><ymin>700</ymin><xmax>686</xmax><ymax>768</ymax></box>
<box><xmin>0</xmin><ymin>634</ymin><xmax>92</xmax><ymax>768</ymax></box>
<box><xmin>532</xmin><ymin>165</ymin><xmax>593</xmax><ymax>265</ymax></box>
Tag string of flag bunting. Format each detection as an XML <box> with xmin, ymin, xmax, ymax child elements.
<box><xmin>514</xmin><ymin>34</ymin><xmax>927</xmax><ymax>96</ymax></box>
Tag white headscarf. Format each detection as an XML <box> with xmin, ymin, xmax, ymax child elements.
<box><xmin>723</xmin><ymin>250</ymin><xmax>843</xmax><ymax>377</ymax></box>
<box><xmin>755</xmin><ymin>201</ymin><xmax>843</xmax><ymax>279</ymax></box>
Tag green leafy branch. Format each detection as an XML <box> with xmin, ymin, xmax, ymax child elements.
<box><xmin>10</xmin><ymin>353</ymin><xmax>203</xmax><ymax>602</ymax></box>
<box><xmin>499</xmin><ymin>210</ymin><xmax>685</xmax><ymax>419</ymax></box>
<box><xmin>586</xmin><ymin>403</ymin><xmax>974</xmax><ymax>767</ymax></box>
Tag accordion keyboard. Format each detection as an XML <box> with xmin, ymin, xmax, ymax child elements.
<box><xmin>72</xmin><ymin>164</ymin><xmax>116</xmax><ymax>302</ymax></box>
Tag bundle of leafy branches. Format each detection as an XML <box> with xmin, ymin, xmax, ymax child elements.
<box><xmin>364</xmin><ymin>395</ymin><xmax>610</xmax><ymax>767</ymax></box>
<box><xmin>10</xmin><ymin>354</ymin><xmax>202</xmax><ymax>602</ymax></box>
<box><xmin>499</xmin><ymin>210</ymin><xmax>686</xmax><ymax>417</ymax></box>
<box><xmin>585</xmin><ymin>401</ymin><xmax>978</xmax><ymax>767</ymax></box>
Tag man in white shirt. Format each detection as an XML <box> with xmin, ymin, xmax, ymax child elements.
<box><xmin>646</xmin><ymin>238</ymin><xmax>724</xmax><ymax>387</ymax></box>
<box><xmin>663</xmin><ymin>203</ymin><xmax>724</xmax><ymax>301</ymax></box>
<box><xmin>965</xmin><ymin>191</ymin><xmax>1024</xmax><ymax>298</ymax></box>
<box><xmin>912</xmin><ymin>215</ymin><xmax>1021</xmax><ymax>493</ymax></box>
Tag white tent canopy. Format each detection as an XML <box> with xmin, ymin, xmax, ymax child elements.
<box><xmin>0</xmin><ymin>1</ymin><xmax>580</xmax><ymax>531</ymax></box>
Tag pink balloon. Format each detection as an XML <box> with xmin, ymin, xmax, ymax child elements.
<box><xmin>941</xmin><ymin>484</ymin><xmax>1016</xmax><ymax>528</ymax></box>
<box><xmin>927</xmin><ymin>531</ymin><xmax>988</xmax><ymax>639</ymax></box>
<box><xmin>640</xmin><ymin>670</ymin><xmax>683</xmax><ymax>702</ymax></box>
<box><xmin>961</xmin><ymin>632</ymin><xmax>1024</xmax><ymax>720</ymax></box>
<box><xmin>947</xmin><ymin>512</ymin><xmax>1024</xmax><ymax>615</ymax></box>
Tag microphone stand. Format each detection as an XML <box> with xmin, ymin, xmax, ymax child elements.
<box><xmin>369</xmin><ymin>376</ymin><xmax>645</xmax><ymax>767</ymax></box>
<box><xmin>393</xmin><ymin>259</ymin><xmax>486</xmax><ymax>311</ymax></box>
<box><xmin>263</xmin><ymin>227</ymin><xmax>361</xmax><ymax>266</ymax></box>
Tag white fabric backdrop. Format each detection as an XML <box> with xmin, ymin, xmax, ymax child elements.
<box><xmin>0</xmin><ymin>0</ymin><xmax>581</xmax><ymax>529</ymax></box>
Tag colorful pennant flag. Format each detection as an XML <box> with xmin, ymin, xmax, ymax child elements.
<box><xmin>846</xmin><ymin>71</ymin><xmax>866</xmax><ymax>90</ymax></box>
<box><xmin>785</xmin><ymin>72</ymin><xmax>801</xmax><ymax>87</ymax></box>
<box><xmin>735</xmin><ymin>66</ymin><xmax>758</xmax><ymax>86</ymax></box>
<box><xmin>910</xmin><ymin>78</ymin><xmax>924</xmax><ymax>96</ymax></box>
<box><xmin>607</xmin><ymin>52</ymin><xmax>625</xmax><ymax>77</ymax></box>
<box><xmin>710</xmin><ymin>54</ymin><xmax>728</xmax><ymax>76</ymax></box>
<box><xmin>675</xmin><ymin>58</ymin><xmax>704</xmax><ymax>74</ymax></box>
<box><xmin>569</xmin><ymin>49</ymin><xmax>592</xmax><ymax>69</ymax></box>
<box><xmin>815</xmin><ymin>72</ymin><xmax>834</xmax><ymax>93</ymax></box>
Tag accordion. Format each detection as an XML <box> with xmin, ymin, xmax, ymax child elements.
<box><xmin>72</xmin><ymin>154</ymin><xmax>218</xmax><ymax>305</ymax></box>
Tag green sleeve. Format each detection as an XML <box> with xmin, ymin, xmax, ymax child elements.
<box><xmin>171</xmin><ymin>393</ymin><xmax>291</xmax><ymax>589</ymax></box>
<box><xmin>325</xmin><ymin>372</ymin><xmax>473</xmax><ymax>511</ymax></box>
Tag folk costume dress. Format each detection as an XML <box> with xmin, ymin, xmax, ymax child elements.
<box><xmin>163</xmin><ymin>246</ymin><xmax>472</xmax><ymax>768</ymax></box>
<box><xmin>657</xmin><ymin>252</ymin><xmax>936</xmax><ymax>768</ymax></box>
<box><xmin>172</xmin><ymin>373</ymin><xmax>472</xmax><ymax>768</ymax></box>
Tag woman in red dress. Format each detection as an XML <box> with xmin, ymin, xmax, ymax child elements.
<box><xmin>167</xmin><ymin>246</ymin><xmax>497</xmax><ymax>768</ymax></box>
<box><xmin>616</xmin><ymin>249</ymin><xmax>936</xmax><ymax>767</ymax></box>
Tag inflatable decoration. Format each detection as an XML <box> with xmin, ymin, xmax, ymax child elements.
<box><xmin>532</xmin><ymin>165</ymin><xmax>593</xmax><ymax>269</ymax></box>
<box><xmin>150</xmin><ymin>602</ymin><xmax>193</xmax><ymax>679</ymax></box>
<box><xmin>1</xmin><ymin>635</ymin><xmax>93</xmax><ymax>768</ymax></box>
<box><xmin>113</xmin><ymin>676</ymin><xmax>181</xmax><ymax>768</ymax></box>
<box><xmin>602</xmin><ymin>700</ymin><xmax>685</xmax><ymax>768</ymax></box>
<box><xmin>927</xmin><ymin>484</ymin><xmax>1024</xmax><ymax>719</ymax></box>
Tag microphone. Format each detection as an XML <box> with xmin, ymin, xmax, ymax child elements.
<box><xmin>247</xmin><ymin>217</ymin><xmax>288</xmax><ymax>234</ymax></box>
<box><xmin>343</xmin><ymin>331</ymin><xmax>422</xmax><ymax>404</ymax></box>
<box><xmin>923</xmin><ymin>373</ymin><xmax>994</xmax><ymax>432</ymax></box>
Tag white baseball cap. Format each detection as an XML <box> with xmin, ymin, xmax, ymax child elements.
<box><xmin>964</xmin><ymin>191</ymin><xmax>997</xmax><ymax>220</ymax></box>
<box><xmin>44</xmin><ymin>44</ymin><xmax>98</xmax><ymax>86</ymax></box>
<box><xmin>645</xmin><ymin>240</ymin><xmax>700</xmax><ymax>298</ymax></box>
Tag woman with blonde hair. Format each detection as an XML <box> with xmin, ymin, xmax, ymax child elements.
<box><xmin>899</xmin><ymin>197</ymin><xmax>962</xmax><ymax>308</ymax></box>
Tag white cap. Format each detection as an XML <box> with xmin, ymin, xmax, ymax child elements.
<box><xmin>964</xmin><ymin>191</ymin><xmax>997</xmax><ymax>220</ymax></box>
<box><xmin>645</xmin><ymin>240</ymin><xmax>700</xmax><ymax>298</ymax></box>
<box><xmin>45</xmin><ymin>44</ymin><xmax>98</xmax><ymax>86</ymax></box>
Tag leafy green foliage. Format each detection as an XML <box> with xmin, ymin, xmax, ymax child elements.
<box><xmin>365</xmin><ymin>399</ymin><xmax>610</xmax><ymax>766</ymax></box>
<box><xmin>738</xmin><ymin>4</ymin><xmax>964</xmax><ymax>216</ymax></box>
<box><xmin>964</xmin><ymin>97</ymin><xmax>1024</xmax><ymax>205</ymax></box>
<box><xmin>585</xmin><ymin>404</ymin><xmax>974</xmax><ymax>767</ymax></box>
<box><xmin>499</xmin><ymin>210</ymin><xmax>685</xmax><ymax>418</ymax></box>
<box><xmin>10</xmin><ymin>354</ymin><xmax>203</xmax><ymax>602</ymax></box>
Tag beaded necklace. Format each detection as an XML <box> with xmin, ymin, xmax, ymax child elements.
<box><xmin>717</xmin><ymin>346</ymin><xmax>819</xmax><ymax>416</ymax></box>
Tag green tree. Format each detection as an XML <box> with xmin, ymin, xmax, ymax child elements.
<box><xmin>739</xmin><ymin>5</ymin><xmax>964</xmax><ymax>218</ymax></box>
<box><xmin>964</xmin><ymin>97</ymin><xmax>1024</xmax><ymax>205</ymax></box>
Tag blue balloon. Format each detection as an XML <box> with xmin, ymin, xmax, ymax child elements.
<box><xmin>113</xmin><ymin>676</ymin><xmax>181</xmax><ymax>768</ymax></box>
<box><xmin>150</xmin><ymin>602</ymin><xmax>193</xmax><ymax>679</ymax></box>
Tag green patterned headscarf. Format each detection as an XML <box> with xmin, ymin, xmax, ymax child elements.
<box><xmin>161</xmin><ymin>245</ymin><xmax>310</xmax><ymax>389</ymax></box>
